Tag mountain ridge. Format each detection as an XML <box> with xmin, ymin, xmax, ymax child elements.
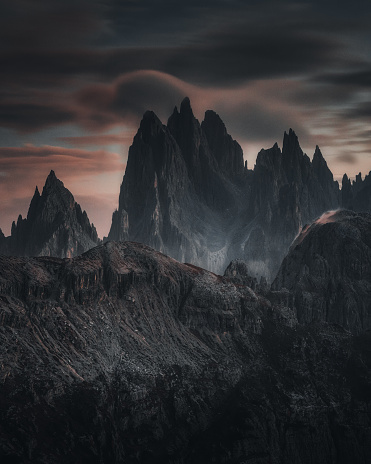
<box><xmin>0</xmin><ymin>170</ymin><xmax>100</xmax><ymax>259</ymax></box>
<box><xmin>0</xmin><ymin>238</ymin><xmax>370</xmax><ymax>462</ymax></box>
<box><xmin>108</xmin><ymin>97</ymin><xmax>365</xmax><ymax>281</ymax></box>
<box><xmin>1</xmin><ymin>98</ymin><xmax>370</xmax><ymax>281</ymax></box>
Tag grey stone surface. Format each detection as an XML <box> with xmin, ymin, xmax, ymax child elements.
<box><xmin>273</xmin><ymin>210</ymin><xmax>371</xmax><ymax>333</ymax></box>
<box><xmin>108</xmin><ymin>100</ymin><xmax>342</xmax><ymax>281</ymax></box>
<box><xmin>0</xmin><ymin>241</ymin><xmax>370</xmax><ymax>463</ymax></box>
<box><xmin>0</xmin><ymin>170</ymin><xmax>100</xmax><ymax>258</ymax></box>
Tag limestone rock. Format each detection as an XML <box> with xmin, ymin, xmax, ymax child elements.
<box><xmin>272</xmin><ymin>210</ymin><xmax>371</xmax><ymax>333</ymax></box>
<box><xmin>0</xmin><ymin>170</ymin><xmax>100</xmax><ymax>258</ymax></box>
<box><xmin>0</xmin><ymin>241</ymin><xmax>370</xmax><ymax>463</ymax></box>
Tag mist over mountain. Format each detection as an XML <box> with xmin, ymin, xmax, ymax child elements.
<box><xmin>108</xmin><ymin>97</ymin><xmax>368</xmax><ymax>281</ymax></box>
<box><xmin>1</xmin><ymin>98</ymin><xmax>370</xmax><ymax>284</ymax></box>
<box><xmin>1</xmin><ymin>105</ymin><xmax>371</xmax><ymax>462</ymax></box>
<box><xmin>0</xmin><ymin>170</ymin><xmax>100</xmax><ymax>259</ymax></box>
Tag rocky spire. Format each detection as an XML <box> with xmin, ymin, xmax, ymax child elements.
<box><xmin>201</xmin><ymin>109</ymin><xmax>244</xmax><ymax>178</ymax></box>
<box><xmin>0</xmin><ymin>171</ymin><xmax>99</xmax><ymax>258</ymax></box>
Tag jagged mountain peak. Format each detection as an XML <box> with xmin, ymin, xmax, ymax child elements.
<box><xmin>203</xmin><ymin>109</ymin><xmax>227</xmax><ymax>134</ymax></box>
<box><xmin>44</xmin><ymin>169</ymin><xmax>61</xmax><ymax>188</ymax></box>
<box><xmin>180</xmin><ymin>96</ymin><xmax>192</xmax><ymax>114</ymax></box>
<box><xmin>313</xmin><ymin>144</ymin><xmax>322</xmax><ymax>158</ymax></box>
<box><xmin>312</xmin><ymin>145</ymin><xmax>329</xmax><ymax>170</ymax></box>
<box><xmin>282</xmin><ymin>127</ymin><xmax>302</xmax><ymax>156</ymax></box>
<box><xmin>139</xmin><ymin>110</ymin><xmax>164</xmax><ymax>142</ymax></box>
<box><xmin>0</xmin><ymin>171</ymin><xmax>100</xmax><ymax>258</ymax></box>
<box><xmin>109</xmin><ymin>101</ymin><xmax>347</xmax><ymax>279</ymax></box>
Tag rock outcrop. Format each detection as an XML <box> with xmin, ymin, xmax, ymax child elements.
<box><xmin>0</xmin><ymin>241</ymin><xmax>370</xmax><ymax>463</ymax></box>
<box><xmin>342</xmin><ymin>171</ymin><xmax>371</xmax><ymax>212</ymax></box>
<box><xmin>0</xmin><ymin>170</ymin><xmax>100</xmax><ymax>258</ymax></box>
<box><xmin>108</xmin><ymin>99</ymin><xmax>342</xmax><ymax>281</ymax></box>
<box><xmin>272</xmin><ymin>210</ymin><xmax>371</xmax><ymax>333</ymax></box>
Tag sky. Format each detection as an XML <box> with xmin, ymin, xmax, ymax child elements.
<box><xmin>1</xmin><ymin>0</ymin><xmax>371</xmax><ymax>237</ymax></box>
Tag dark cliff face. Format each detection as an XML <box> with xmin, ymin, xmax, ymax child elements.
<box><xmin>0</xmin><ymin>241</ymin><xmax>370</xmax><ymax>463</ymax></box>
<box><xmin>272</xmin><ymin>210</ymin><xmax>371</xmax><ymax>333</ymax></box>
<box><xmin>246</xmin><ymin>130</ymin><xmax>340</xmax><ymax>279</ymax></box>
<box><xmin>0</xmin><ymin>170</ymin><xmax>100</xmax><ymax>258</ymax></box>
<box><xmin>108</xmin><ymin>98</ymin><xmax>247</xmax><ymax>273</ymax></box>
<box><xmin>108</xmin><ymin>100</ymin><xmax>347</xmax><ymax>281</ymax></box>
<box><xmin>342</xmin><ymin>171</ymin><xmax>371</xmax><ymax>212</ymax></box>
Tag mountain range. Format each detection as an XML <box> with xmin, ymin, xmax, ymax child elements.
<box><xmin>1</xmin><ymin>98</ymin><xmax>369</xmax><ymax>282</ymax></box>
<box><xmin>1</xmin><ymin>98</ymin><xmax>371</xmax><ymax>462</ymax></box>
<box><xmin>1</xmin><ymin>209</ymin><xmax>371</xmax><ymax>462</ymax></box>
<box><xmin>0</xmin><ymin>170</ymin><xmax>100</xmax><ymax>258</ymax></box>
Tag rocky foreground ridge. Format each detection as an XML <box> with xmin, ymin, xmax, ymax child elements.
<box><xmin>107</xmin><ymin>98</ymin><xmax>371</xmax><ymax>281</ymax></box>
<box><xmin>1</xmin><ymin>224</ymin><xmax>371</xmax><ymax>462</ymax></box>
<box><xmin>0</xmin><ymin>171</ymin><xmax>100</xmax><ymax>259</ymax></box>
<box><xmin>273</xmin><ymin>210</ymin><xmax>371</xmax><ymax>333</ymax></box>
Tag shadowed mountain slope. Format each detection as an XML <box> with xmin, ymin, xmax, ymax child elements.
<box><xmin>0</xmin><ymin>170</ymin><xmax>100</xmax><ymax>258</ymax></box>
<box><xmin>0</xmin><ymin>240</ymin><xmax>370</xmax><ymax>463</ymax></box>
<box><xmin>108</xmin><ymin>99</ymin><xmax>342</xmax><ymax>281</ymax></box>
<box><xmin>273</xmin><ymin>210</ymin><xmax>371</xmax><ymax>333</ymax></box>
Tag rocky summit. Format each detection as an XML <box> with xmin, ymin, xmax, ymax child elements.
<box><xmin>1</xmin><ymin>240</ymin><xmax>371</xmax><ymax>463</ymax></box>
<box><xmin>107</xmin><ymin>98</ymin><xmax>351</xmax><ymax>281</ymax></box>
<box><xmin>273</xmin><ymin>210</ymin><xmax>371</xmax><ymax>333</ymax></box>
<box><xmin>0</xmin><ymin>170</ymin><xmax>100</xmax><ymax>259</ymax></box>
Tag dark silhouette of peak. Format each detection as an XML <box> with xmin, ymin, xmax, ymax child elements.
<box><xmin>201</xmin><ymin>109</ymin><xmax>244</xmax><ymax>178</ymax></box>
<box><xmin>312</xmin><ymin>145</ymin><xmax>337</xmax><ymax>195</ymax></box>
<box><xmin>282</xmin><ymin>128</ymin><xmax>302</xmax><ymax>157</ymax></box>
<box><xmin>180</xmin><ymin>96</ymin><xmax>192</xmax><ymax>115</ymax></box>
<box><xmin>44</xmin><ymin>169</ymin><xmax>61</xmax><ymax>189</ymax></box>
<box><xmin>47</xmin><ymin>169</ymin><xmax>56</xmax><ymax>180</ymax></box>
<box><xmin>139</xmin><ymin>110</ymin><xmax>164</xmax><ymax>143</ymax></box>
<box><xmin>255</xmin><ymin>142</ymin><xmax>282</xmax><ymax>170</ymax></box>
<box><xmin>203</xmin><ymin>110</ymin><xmax>226</xmax><ymax>131</ymax></box>
<box><xmin>313</xmin><ymin>145</ymin><xmax>323</xmax><ymax>161</ymax></box>
<box><xmin>341</xmin><ymin>170</ymin><xmax>371</xmax><ymax>212</ymax></box>
<box><xmin>0</xmin><ymin>171</ymin><xmax>99</xmax><ymax>258</ymax></box>
<box><xmin>27</xmin><ymin>185</ymin><xmax>41</xmax><ymax>222</ymax></box>
<box><xmin>108</xmin><ymin>101</ymin><xmax>368</xmax><ymax>281</ymax></box>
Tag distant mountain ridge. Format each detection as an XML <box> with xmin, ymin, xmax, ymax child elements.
<box><xmin>108</xmin><ymin>97</ymin><xmax>368</xmax><ymax>280</ymax></box>
<box><xmin>1</xmin><ymin>98</ymin><xmax>370</xmax><ymax>279</ymax></box>
<box><xmin>0</xmin><ymin>170</ymin><xmax>100</xmax><ymax>258</ymax></box>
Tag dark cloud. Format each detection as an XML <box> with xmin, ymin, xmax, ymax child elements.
<box><xmin>336</xmin><ymin>153</ymin><xmax>358</xmax><ymax>164</ymax></box>
<box><xmin>219</xmin><ymin>102</ymin><xmax>296</xmax><ymax>144</ymax></box>
<box><xmin>74</xmin><ymin>70</ymin><xmax>191</xmax><ymax>131</ymax></box>
<box><xmin>0</xmin><ymin>102</ymin><xmax>74</xmax><ymax>133</ymax></box>
<box><xmin>0</xmin><ymin>0</ymin><xmax>101</xmax><ymax>52</ymax></box>
<box><xmin>314</xmin><ymin>69</ymin><xmax>371</xmax><ymax>89</ymax></box>
<box><xmin>343</xmin><ymin>102</ymin><xmax>371</xmax><ymax>121</ymax></box>
<box><xmin>0</xmin><ymin>0</ymin><xmax>352</xmax><ymax>91</ymax></box>
<box><xmin>0</xmin><ymin>24</ymin><xmax>340</xmax><ymax>88</ymax></box>
<box><xmin>57</xmin><ymin>133</ymin><xmax>135</xmax><ymax>147</ymax></box>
